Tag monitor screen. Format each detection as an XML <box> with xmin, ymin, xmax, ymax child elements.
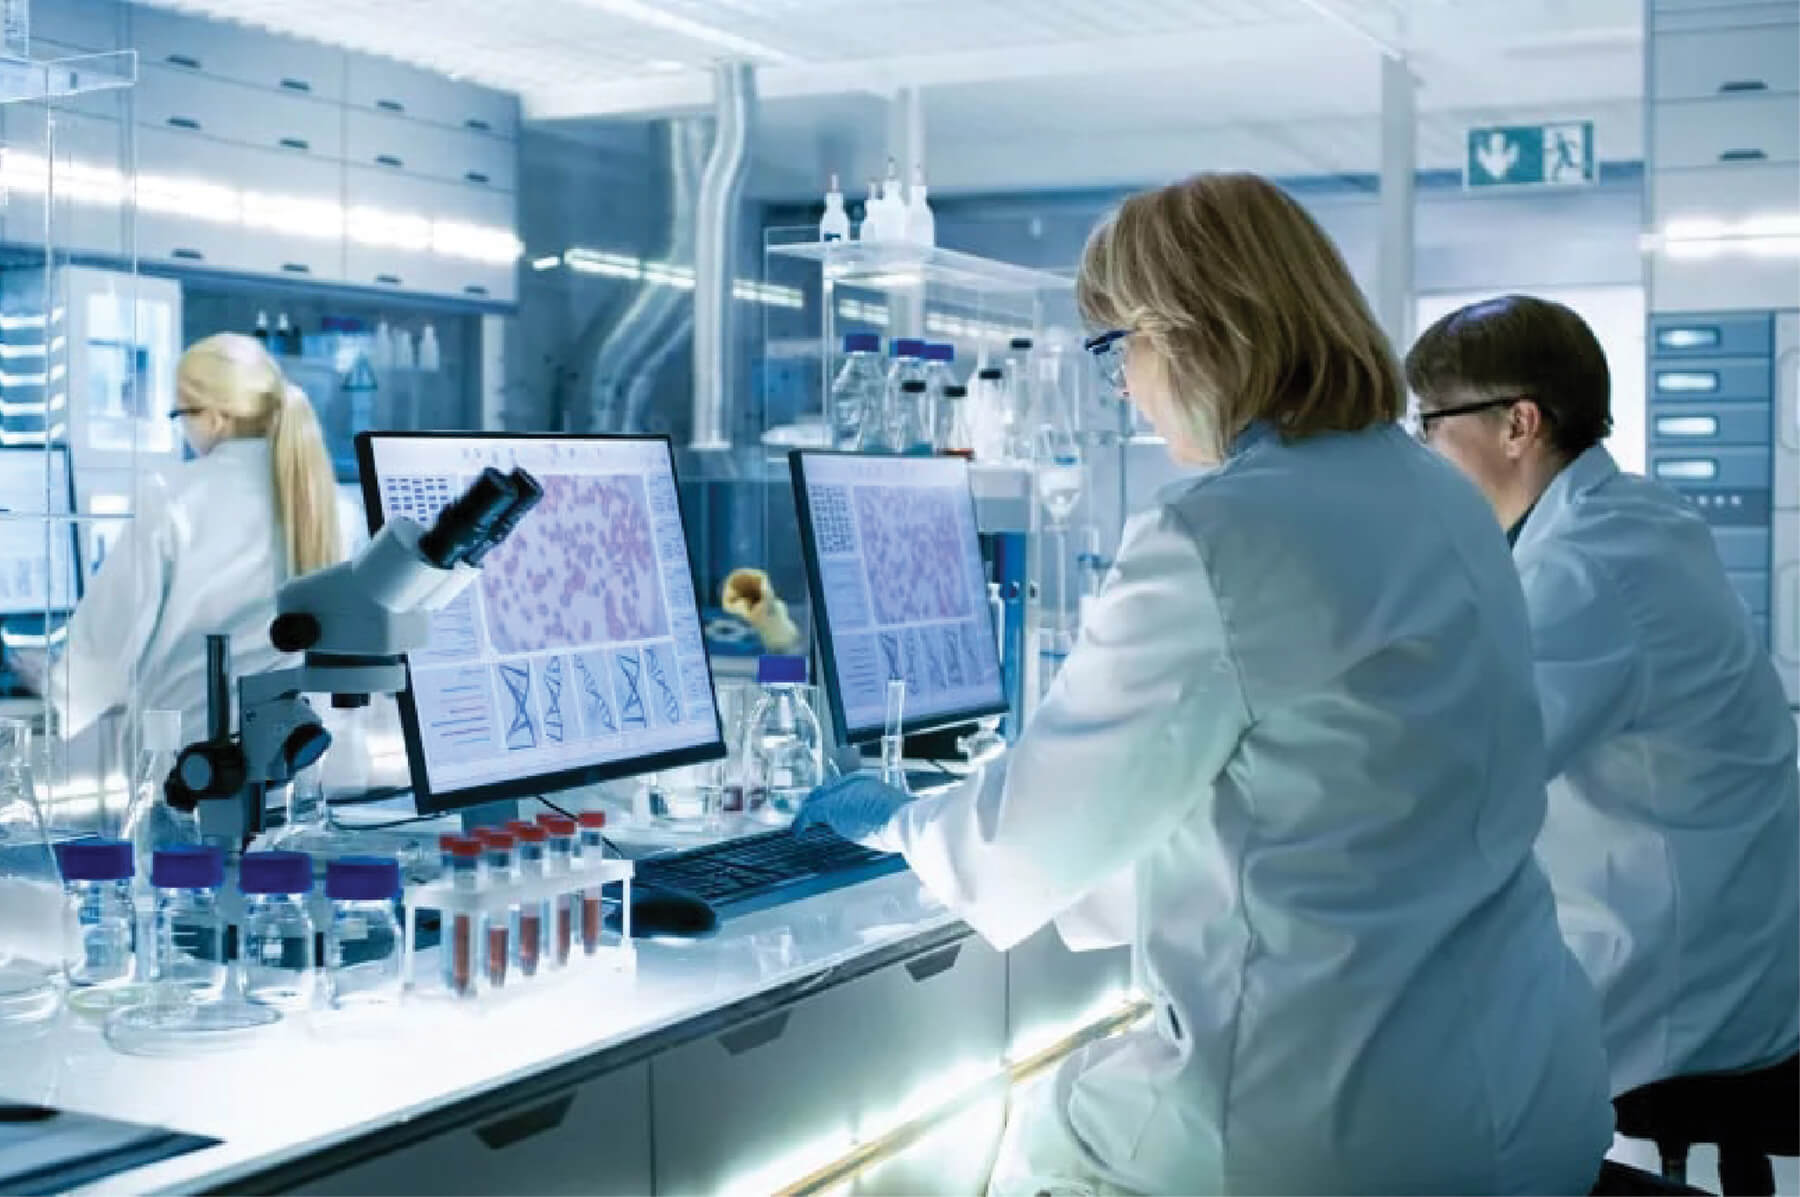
<box><xmin>357</xmin><ymin>433</ymin><xmax>725</xmax><ymax>812</ymax></box>
<box><xmin>0</xmin><ymin>447</ymin><xmax>80</xmax><ymax>617</ymax></box>
<box><xmin>790</xmin><ymin>451</ymin><xmax>1006</xmax><ymax>744</ymax></box>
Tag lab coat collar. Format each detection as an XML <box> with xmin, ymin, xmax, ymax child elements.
<box><xmin>1512</xmin><ymin>444</ymin><xmax>1618</xmax><ymax>556</ymax></box>
<box><xmin>208</xmin><ymin>437</ymin><xmax>269</xmax><ymax>460</ymax></box>
<box><xmin>1230</xmin><ymin>420</ymin><xmax>1276</xmax><ymax>457</ymax></box>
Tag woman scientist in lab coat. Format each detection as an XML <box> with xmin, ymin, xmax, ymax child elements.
<box><xmin>796</xmin><ymin>173</ymin><xmax>1613</xmax><ymax>1195</ymax></box>
<box><xmin>43</xmin><ymin>332</ymin><xmax>341</xmax><ymax>747</ymax></box>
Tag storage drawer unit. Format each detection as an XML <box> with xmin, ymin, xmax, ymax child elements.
<box><xmin>651</xmin><ymin>936</ymin><xmax>1006</xmax><ymax>1196</ymax></box>
<box><xmin>1651</xmin><ymin>313</ymin><xmax>1777</xmax><ymax>358</ymax></box>
<box><xmin>293</xmin><ymin>1063</ymin><xmax>653</xmax><ymax>1196</ymax></box>
<box><xmin>345</xmin><ymin>108</ymin><xmax>517</xmax><ymax>191</ymax></box>
<box><xmin>1776</xmin><ymin>313</ymin><xmax>1798</xmax><ymax>509</ymax></box>
<box><xmin>1653</xmin><ymin>93</ymin><xmax>1800</xmax><ymax>168</ymax></box>
<box><xmin>1773</xmin><ymin>509</ymin><xmax>1798</xmax><ymax>702</ymax></box>
<box><xmin>130</xmin><ymin>6</ymin><xmax>345</xmax><ymax>99</ymax></box>
<box><xmin>134</xmin><ymin>63</ymin><xmax>344</xmax><ymax>159</ymax></box>
<box><xmin>1651</xmin><ymin>356</ymin><xmax>1776</xmax><ymax>402</ymax></box>
<box><xmin>1651</xmin><ymin>22</ymin><xmax>1800</xmax><ymax>99</ymax></box>
<box><xmin>344</xmin><ymin>166</ymin><xmax>517</xmax><ymax>302</ymax></box>
<box><xmin>346</xmin><ymin>54</ymin><xmax>518</xmax><ymax>138</ymax></box>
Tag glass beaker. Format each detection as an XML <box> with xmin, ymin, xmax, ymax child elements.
<box><xmin>0</xmin><ymin>718</ymin><xmax>63</xmax><ymax>1022</ymax></box>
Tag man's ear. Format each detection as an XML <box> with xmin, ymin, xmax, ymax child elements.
<box><xmin>1504</xmin><ymin>399</ymin><xmax>1548</xmax><ymax>460</ymax></box>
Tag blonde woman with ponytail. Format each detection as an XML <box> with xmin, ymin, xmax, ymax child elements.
<box><xmin>45</xmin><ymin>332</ymin><xmax>343</xmax><ymax>743</ymax></box>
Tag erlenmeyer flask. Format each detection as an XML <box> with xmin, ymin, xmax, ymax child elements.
<box><xmin>0</xmin><ymin>717</ymin><xmax>66</xmax><ymax>1022</ymax></box>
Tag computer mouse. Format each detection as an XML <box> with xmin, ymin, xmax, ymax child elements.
<box><xmin>607</xmin><ymin>884</ymin><xmax>720</xmax><ymax>940</ymax></box>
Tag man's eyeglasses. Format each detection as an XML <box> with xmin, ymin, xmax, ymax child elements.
<box><xmin>1083</xmin><ymin>329</ymin><xmax>1130</xmax><ymax>396</ymax></box>
<box><xmin>1410</xmin><ymin>395</ymin><xmax>1531</xmax><ymax>443</ymax></box>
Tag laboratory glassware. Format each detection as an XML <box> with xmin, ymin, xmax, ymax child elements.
<box><xmin>743</xmin><ymin>656</ymin><xmax>826</xmax><ymax>823</ymax></box>
<box><xmin>476</xmin><ymin>829</ymin><xmax>517</xmax><ymax>989</ymax></box>
<box><xmin>577</xmin><ymin>812</ymin><xmax>608</xmax><ymax>955</ymax></box>
<box><xmin>238</xmin><ymin>850</ymin><xmax>316</xmax><ymax>1011</ymax></box>
<box><xmin>829</xmin><ymin>332</ymin><xmax>885</xmax><ymax>451</ymax></box>
<box><xmin>439</xmin><ymin>836</ymin><xmax>484</xmax><ymax>998</ymax></box>
<box><xmin>323</xmin><ymin>856</ymin><xmax>402</xmax><ymax>1010</ymax></box>
<box><xmin>148</xmin><ymin>845</ymin><xmax>226</xmax><ymax>997</ymax></box>
<box><xmin>538</xmin><ymin>814</ymin><xmax>578</xmax><ymax>968</ymax></box>
<box><xmin>506</xmin><ymin>822</ymin><xmax>551</xmax><ymax>978</ymax></box>
<box><xmin>122</xmin><ymin>709</ymin><xmax>197</xmax><ymax>878</ymax></box>
<box><xmin>0</xmin><ymin>717</ymin><xmax>61</xmax><ymax>1021</ymax></box>
<box><xmin>56</xmin><ymin>840</ymin><xmax>135</xmax><ymax>988</ymax></box>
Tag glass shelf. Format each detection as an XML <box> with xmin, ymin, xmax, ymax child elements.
<box><xmin>767</xmin><ymin>240</ymin><xmax>1071</xmax><ymax>295</ymax></box>
<box><xmin>0</xmin><ymin>50</ymin><xmax>135</xmax><ymax>105</ymax></box>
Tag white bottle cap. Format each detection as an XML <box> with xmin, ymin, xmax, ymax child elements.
<box><xmin>142</xmin><ymin>709</ymin><xmax>182</xmax><ymax>752</ymax></box>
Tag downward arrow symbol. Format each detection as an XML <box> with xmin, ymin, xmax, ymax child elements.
<box><xmin>1477</xmin><ymin>132</ymin><xmax>1520</xmax><ymax>181</ymax></box>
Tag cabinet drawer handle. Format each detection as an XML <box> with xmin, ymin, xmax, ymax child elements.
<box><xmin>171</xmin><ymin>248</ymin><xmax>204</xmax><ymax>261</ymax></box>
<box><xmin>376</xmin><ymin>99</ymin><xmax>405</xmax><ymax>113</ymax></box>
<box><xmin>465</xmin><ymin>118</ymin><xmax>493</xmax><ymax>132</ymax></box>
<box><xmin>1719</xmin><ymin>148</ymin><xmax>1768</xmax><ymax>162</ymax></box>
<box><xmin>281</xmin><ymin>263</ymin><xmax>311</xmax><ymax>275</ymax></box>
<box><xmin>718</xmin><ymin>1011</ymin><xmax>789</xmax><ymax>1055</ymax></box>
<box><xmin>376</xmin><ymin>274</ymin><xmax>403</xmax><ymax>286</ymax></box>
<box><xmin>278</xmin><ymin>137</ymin><xmax>310</xmax><ymax>152</ymax></box>
<box><xmin>279</xmin><ymin>77</ymin><xmax>311</xmax><ymax>93</ymax></box>
<box><xmin>904</xmin><ymin>943</ymin><xmax>963</xmax><ymax>982</ymax></box>
<box><xmin>1720</xmin><ymin>80</ymin><xmax>1768</xmax><ymax>94</ymax></box>
<box><xmin>375</xmin><ymin>154</ymin><xmax>404</xmax><ymax>169</ymax></box>
<box><xmin>463</xmin><ymin>284</ymin><xmax>490</xmax><ymax>297</ymax></box>
<box><xmin>166</xmin><ymin>116</ymin><xmax>201</xmax><ymax>131</ymax></box>
<box><xmin>464</xmin><ymin>171</ymin><xmax>490</xmax><ymax>185</ymax></box>
<box><xmin>164</xmin><ymin>53</ymin><xmax>201</xmax><ymax>70</ymax></box>
<box><xmin>473</xmin><ymin>1093</ymin><xmax>573</xmax><ymax>1150</ymax></box>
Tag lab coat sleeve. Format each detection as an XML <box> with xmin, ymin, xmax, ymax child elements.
<box><xmin>1518</xmin><ymin>544</ymin><xmax>1643</xmax><ymax>780</ymax></box>
<box><xmin>881</xmin><ymin>504</ymin><xmax>1251</xmax><ymax>952</ymax></box>
<box><xmin>51</xmin><ymin>482</ymin><xmax>176</xmax><ymax>738</ymax></box>
<box><xmin>1052</xmin><ymin>865</ymin><xmax>1136</xmax><ymax>952</ymax></box>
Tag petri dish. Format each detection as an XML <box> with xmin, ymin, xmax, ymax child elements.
<box><xmin>105</xmin><ymin>997</ymin><xmax>280</xmax><ymax>1057</ymax></box>
<box><xmin>0</xmin><ymin>960</ymin><xmax>60</xmax><ymax>1024</ymax></box>
<box><xmin>66</xmin><ymin>983</ymin><xmax>158</xmax><ymax>1024</ymax></box>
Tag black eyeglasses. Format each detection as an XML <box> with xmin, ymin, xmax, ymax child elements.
<box><xmin>1084</xmin><ymin>329</ymin><xmax>1130</xmax><ymax>395</ymax></box>
<box><xmin>168</xmin><ymin>408</ymin><xmax>204</xmax><ymax>420</ymax></box>
<box><xmin>1411</xmin><ymin>395</ymin><xmax>1532</xmax><ymax>442</ymax></box>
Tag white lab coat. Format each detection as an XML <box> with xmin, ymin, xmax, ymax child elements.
<box><xmin>1517</xmin><ymin>446</ymin><xmax>1799</xmax><ymax>1097</ymax></box>
<box><xmin>873</xmin><ymin>423</ymin><xmax>1612</xmax><ymax>1195</ymax></box>
<box><xmin>44</xmin><ymin>439</ymin><xmax>290</xmax><ymax>746</ymax></box>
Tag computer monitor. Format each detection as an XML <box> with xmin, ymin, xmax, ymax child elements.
<box><xmin>356</xmin><ymin>432</ymin><xmax>726</xmax><ymax>814</ymax></box>
<box><xmin>790</xmin><ymin>451</ymin><xmax>1006</xmax><ymax>745</ymax></box>
<box><xmin>0</xmin><ymin>446</ymin><xmax>81</xmax><ymax>618</ymax></box>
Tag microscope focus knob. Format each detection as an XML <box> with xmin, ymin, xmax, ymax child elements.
<box><xmin>270</xmin><ymin>613</ymin><xmax>321</xmax><ymax>653</ymax></box>
<box><xmin>282</xmin><ymin>723</ymin><xmax>332</xmax><ymax>775</ymax></box>
<box><xmin>175</xmin><ymin>741</ymin><xmax>247</xmax><ymax>798</ymax></box>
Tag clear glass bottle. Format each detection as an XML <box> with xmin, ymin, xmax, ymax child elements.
<box><xmin>537</xmin><ymin>814</ymin><xmax>578</xmax><ymax>968</ymax></box>
<box><xmin>55</xmin><ymin>840</ymin><xmax>135</xmax><ymax>988</ymax></box>
<box><xmin>860</xmin><ymin>338</ymin><xmax>926</xmax><ymax>453</ymax></box>
<box><xmin>1003</xmin><ymin>336</ymin><xmax>1037</xmax><ymax>462</ymax></box>
<box><xmin>238</xmin><ymin>850</ymin><xmax>316</xmax><ymax>1011</ymax></box>
<box><xmin>938</xmin><ymin>383</ymin><xmax>971</xmax><ymax>454</ymax></box>
<box><xmin>969</xmin><ymin>366</ymin><xmax>1009</xmax><ymax>461</ymax></box>
<box><xmin>475</xmin><ymin>829</ymin><xmax>516</xmax><ymax>990</ymax></box>
<box><xmin>894</xmin><ymin>380</ymin><xmax>936</xmax><ymax>455</ymax></box>
<box><xmin>122</xmin><ymin>709</ymin><xmax>197</xmax><ymax>881</ymax></box>
<box><xmin>576</xmin><ymin>812</ymin><xmax>608</xmax><ymax>956</ymax></box>
<box><xmin>439</xmin><ymin>836</ymin><xmax>484</xmax><ymax>999</ymax></box>
<box><xmin>148</xmin><ymin>845</ymin><xmax>226</xmax><ymax>997</ymax></box>
<box><xmin>506</xmin><ymin>822</ymin><xmax>550</xmax><ymax>978</ymax></box>
<box><xmin>742</xmin><ymin>655</ymin><xmax>825</xmax><ymax>822</ymax></box>
<box><xmin>922</xmin><ymin>342</ymin><xmax>958</xmax><ymax>414</ymax></box>
<box><xmin>323</xmin><ymin>856</ymin><xmax>402</xmax><ymax>1010</ymax></box>
<box><xmin>829</xmin><ymin>332</ymin><xmax>885</xmax><ymax>451</ymax></box>
<box><xmin>0</xmin><ymin>716</ymin><xmax>61</xmax><ymax>1021</ymax></box>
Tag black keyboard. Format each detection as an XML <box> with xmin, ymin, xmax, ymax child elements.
<box><xmin>632</xmin><ymin>827</ymin><xmax>908</xmax><ymax>917</ymax></box>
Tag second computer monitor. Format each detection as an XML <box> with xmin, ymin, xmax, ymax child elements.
<box><xmin>357</xmin><ymin>432</ymin><xmax>725</xmax><ymax>814</ymax></box>
<box><xmin>0</xmin><ymin>446</ymin><xmax>81</xmax><ymax>618</ymax></box>
<box><xmin>791</xmin><ymin>451</ymin><xmax>1006</xmax><ymax>745</ymax></box>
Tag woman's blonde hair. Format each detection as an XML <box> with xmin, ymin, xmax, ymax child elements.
<box><xmin>1077</xmin><ymin>172</ymin><xmax>1403</xmax><ymax>461</ymax></box>
<box><xmin>176</xmin><ymin>332</ymin><xmax>341</xmax><ymax>576</ymax></box>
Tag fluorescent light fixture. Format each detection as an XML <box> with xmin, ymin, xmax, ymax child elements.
<box><xmin>0</xmin><ymin>314</ymin><xmax>45</xmax><ymax>332</ymax></box>
<box><xmin>1657</xmin><ymin>328</ymin><xmax>1719</xmax><ymax>351</ymax></box>
<box><xmin>645</xmin><ymin>59</ymin><xmax>685</xmax><ymax>72</ymax></box>
<box><xmin>564</xmin><ymin>248</ymin><xmax>642</xmax><ymax>279</ymax></box>
<box><xmin>0</xmin><ymin>343</ymin><xmax>43</xmax><ymax>360</ymax></box>
<box><xmin>1656</xmin><ymin>416</ymin><xmax>1717</xmax><ymax>437</ymax></box>
<box><xmin>531</xmin><ymin>255</ymin><xmax>562</xmax><ymax>271</ymax></box>
<box><xmin>1657</xmin><ymin>371</ymin><xmax>1718</xmax><ymax>393</ymax></box>
<box><xmin>1651</xmin><ymin>210</ymin><xmax>1800</xmax><ymax>258</ymax></box>
<box><xmin>1655</xmin><ymin>459</ymin><xmax>1717</xmax><ymax>480</ymax></box>
<box><xmin>90</xmin><ymin>493</ymin><xmax>130</xmax><ymax>516</ymax></box>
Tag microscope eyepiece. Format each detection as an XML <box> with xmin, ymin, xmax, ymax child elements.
<box><xmin>463</xmin><ymin>467</ymin><xmax>544</xmax><ymax>566</ymax></box>
<box><xmin>417</xmin><ymin>467</ymin><xmax>518</xmax><ymax>568</ymax></box>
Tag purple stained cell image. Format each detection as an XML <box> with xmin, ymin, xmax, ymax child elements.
<box><xmin>853</xmin><ymin>487</ymin><xmax>972</xmax><ymax>625</ymax></box>
<box><xmin>479</xmin><ymin>474</ymin><xmax>670</xmax><ymax>655</ymax></box>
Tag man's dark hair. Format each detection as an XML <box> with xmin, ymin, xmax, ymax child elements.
<box><xmin>1404</xmin><ymin>294</ymin><xmax>1612</xmax><ymax>458</ymax></box>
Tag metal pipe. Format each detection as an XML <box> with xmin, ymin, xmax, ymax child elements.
<box><xmin>690</xmin><ymin>60</ymin><xmax>755</xmax><ymax>451</ymax></box>
<box><xmin>205</xmin><ymin>634</ymin><xmax>231</xmax><ymax>742</ymax></box>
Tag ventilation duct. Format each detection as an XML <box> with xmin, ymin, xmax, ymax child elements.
<box><xmin>690</xmin><ymin>60</ymin><xmax>755</xmax><ymax>452</ymax></box>
<box><xmin>579</xmin><ymin>118</ymin><xmax>707</xmax><ymax>433</ymax></box>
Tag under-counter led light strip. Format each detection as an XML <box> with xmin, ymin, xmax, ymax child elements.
<box><xmin>1643</xmin><ymin>212</ymin><xmax>1800</xmax><ymax>260</ymax></box>
<box><xmin>560</xmin><ymin>247</ymin><xmax>805</xmax><ymax>309</ymax></box>
<box><xmin>2</xmin><ymin>150</ymin><xmax>523</xmax><ymax>265</ymax></box>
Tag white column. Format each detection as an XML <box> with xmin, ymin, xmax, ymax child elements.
<box><xmin>1377</xmin><ymin>54</ymin><xmax>1416</xmax><ymax>349</ymax></box>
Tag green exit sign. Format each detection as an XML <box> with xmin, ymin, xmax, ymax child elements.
<box><xmin>1465</xmin><ymin>122</ymin><xmax>1595</xmax><ymax>189</ymax></box>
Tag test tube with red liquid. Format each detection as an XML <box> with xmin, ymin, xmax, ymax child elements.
<box><xmin>537</xmin><ymin>814</ymin><xmax>578</xmax><ymax>968</ymax></box>
<box><xmin>439</xmin><ymin>836</ymin><xmax>484</xmax><ymax>998</ymax></box>
<box><xmin>577</xmin><ymin>811</ymin><xmax>608</xmax><ymax>955</ymax></box>
<box><xmin>475</xmin><ymin>828</ymin><xmax>517</xmax><ymax>989</ymax></box>
<box><xmin>507</xmin><ymin>821</ymin><xmax>551</xmax><ymax>978</ymax></box>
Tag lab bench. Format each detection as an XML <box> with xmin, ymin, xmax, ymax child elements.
<box><xmin>0</xmin><ymin>872</ymin><xmax>1133</xmax><ymax>1196</ymax></box>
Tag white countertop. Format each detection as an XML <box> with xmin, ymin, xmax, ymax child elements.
<box><xmin>0</xmin><ymin>872</ymin><xmax>960</xmax><ymax>1195</ymax></box>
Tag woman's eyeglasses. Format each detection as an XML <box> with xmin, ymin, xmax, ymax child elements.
<box><xmin>1083</xmin><ymin>329</ymin><xmax>1130</xmax><ymax>396</ymax></box>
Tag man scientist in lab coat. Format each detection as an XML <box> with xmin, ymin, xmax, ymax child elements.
<box><xmin>1407</xmin><ymin>295</ymin><xmax>1799</xmax><ymax>1106</ymax></box>
<box><xmin>798</xmin><ymin>175</ymin><xmax>1612</xmax><ymax>1195</ymax></box>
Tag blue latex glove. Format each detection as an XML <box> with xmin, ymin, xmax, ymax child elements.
<box><xmin>791</xmin><ymin>774</ymin><xmax>910</xmax><ymax>843</ymax></box>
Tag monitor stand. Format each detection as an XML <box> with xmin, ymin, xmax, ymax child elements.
<box><xmin>457</xmin><ymin>799</ymin><xmax>519</xmax><ymax>834</ymax></box>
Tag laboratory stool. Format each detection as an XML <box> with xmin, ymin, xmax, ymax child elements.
<box><xmin>1590</xmin><ymin>1159</ymin><xmax>1708</xmax><ymax>1195</ymax></box>
<box><xmin>1612</xmin><ymin>1053</ymin><xmax>1798</xmax><ymax>1196</ymax></box>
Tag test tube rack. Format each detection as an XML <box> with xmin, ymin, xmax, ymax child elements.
<box><xmin>400</xmin><ymin>856</ymin><xmax>636</xmax><ymax>995</ymax></box>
